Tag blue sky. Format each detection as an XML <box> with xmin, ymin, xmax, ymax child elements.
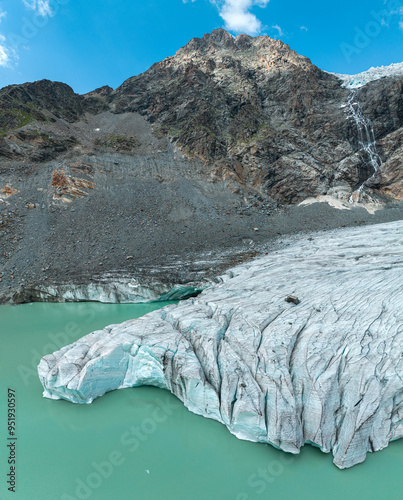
<box><xmin>0</xmin><ymin>0</ymin><xmax>402</xmax><ymax>94</ymax></box>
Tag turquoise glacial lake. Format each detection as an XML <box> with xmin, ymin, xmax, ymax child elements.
<box><xmin>0</xmin><ymin>302</ymin><xmax>402</xmax><ymax>500</ymax></box>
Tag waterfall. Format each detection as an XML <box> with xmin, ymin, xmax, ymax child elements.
<box><xmin>345</xmin><ymin>91</ymin><xmax>382</xmax><ymax>202</ymax></box>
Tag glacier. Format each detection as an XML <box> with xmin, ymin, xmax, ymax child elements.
<box><xmin>13</xmin><ymin>280</ymin><xmax>204</xmax><ymax>304</ymax></box>
<box><xmin>331</xmin><ymin>61</ymin><xmax>403</xmax><ymax>88</ymax></box>
<box><xmin>38</xmin><ymin>220</ymin><xmax>403</xmax><ymax>469</ymax></box>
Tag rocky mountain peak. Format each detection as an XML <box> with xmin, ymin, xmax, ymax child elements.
<box><xmin>177</xmin><ymin>28</ymin><xmax>236</xmax><ymax>54</ymax></box>
<box><xmin>0</xmin><ymin>78</ymin><xmax>110</xmax><ymax>134</ymax></box>
<box><xmin>1</xmin><ymin>79</ymin><xmax>79</xmax><ymax>113</ymax></box>
<box><xmin>1</xmin><ymin>29</ymin><xmax>402</xmax><ymax>206</ymax></box>
<box><xmin>0</xmin><ymin>79</ymin><xmax>85</xmax><ymax>131</ymax></box>
<box><xmin>83</xmin><ymin>85</ymin><xmax>113</xmax><ymax>99</ymax></box>
<box><xmin>174</xmin><ymin>28</ymin><xmax>311</xmax><ymax>74</ymax></box>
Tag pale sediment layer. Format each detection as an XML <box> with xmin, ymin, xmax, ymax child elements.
<box><xmin>38</xmin><ymin>220</ymin><xmax>403</xmax><ymax>468</ymax></box>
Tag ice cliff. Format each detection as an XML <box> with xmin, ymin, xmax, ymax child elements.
<box><xmin>333</xmin><ymin>61</ymin><xmax>403</xmax><ymax>88</ymax></box>
<box><xmin>38</xmin><ymin>220</ymin><xmax>403</xmax><ymax>469</ymax></box>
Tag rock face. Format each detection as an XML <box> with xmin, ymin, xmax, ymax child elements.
<box><xmin>111</xmin><ymin>29</ymin><xmax>403</xmax><ymax>203</ymax></box>
<box><xmin>38</xmin><ymin>220</ymin><xmax>403</xmax><ymax>469</ymax></box>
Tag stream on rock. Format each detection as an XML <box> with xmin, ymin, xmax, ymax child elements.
<box><xmin>345</xmin><ymin>90</ymin><xmax>382</xmax><ymax>202</ymax></box>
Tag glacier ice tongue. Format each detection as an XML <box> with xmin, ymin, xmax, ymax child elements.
<box><xmin>38</xmin><ymin>220</ymin><xmax>403</xmax><ymax>468</ymax></box>
<box><xmin>331</xmin><ymin>61</ymin><xmax>403</xmax><ymax>88</ymax></box>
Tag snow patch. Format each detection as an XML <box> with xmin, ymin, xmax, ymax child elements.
<box><xmin>299</xmin><ymin>195</ymin><xmax>382</xmax><ymax>214</ymax></box>
<box><xmin>299</xmin><ymin>195</ymin><xmax>352</xmax><ymax>211</ymax></box>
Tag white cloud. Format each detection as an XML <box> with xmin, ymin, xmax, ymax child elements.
<box><xmin>212</xmin><ymin>0</ymin><xmax>270</xmax><ymax>36</ymax></box>
<box><xmin>386</xmin><ymin>5</ymin><xmax>403</xmax><ymax>28</ymax></box>
<box><xmin>300</xmin><ymin>25</ymin><xmax>308</xmax><ymax>32</ymax></box>
<box><xmin>22</xmin><ymin>0</ymin><xmax>53</xmax><ymax>17</ymax></box>
<box><xmin>271</xmin><ymin>24</ymin><xmax>284</xmax><ymax>37</ymax></box>
<box><xmin>0</xmin><ymin>34</ymin><xmax>10</xmax><ymax>67</ymax></box>
<box><xmin>400</xmin><ymin>20</ymin><xmax>403</xmax><ymax>31</ymax></box>
<box><xmin>0</xmin><ymin>10</ymin><xmax>6</xmax><ymax>23</ymax></box>
<box><xmin>0</xmin><ymin>46</ymin><xmax>9</xmax><ymax>66</ymax></box>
